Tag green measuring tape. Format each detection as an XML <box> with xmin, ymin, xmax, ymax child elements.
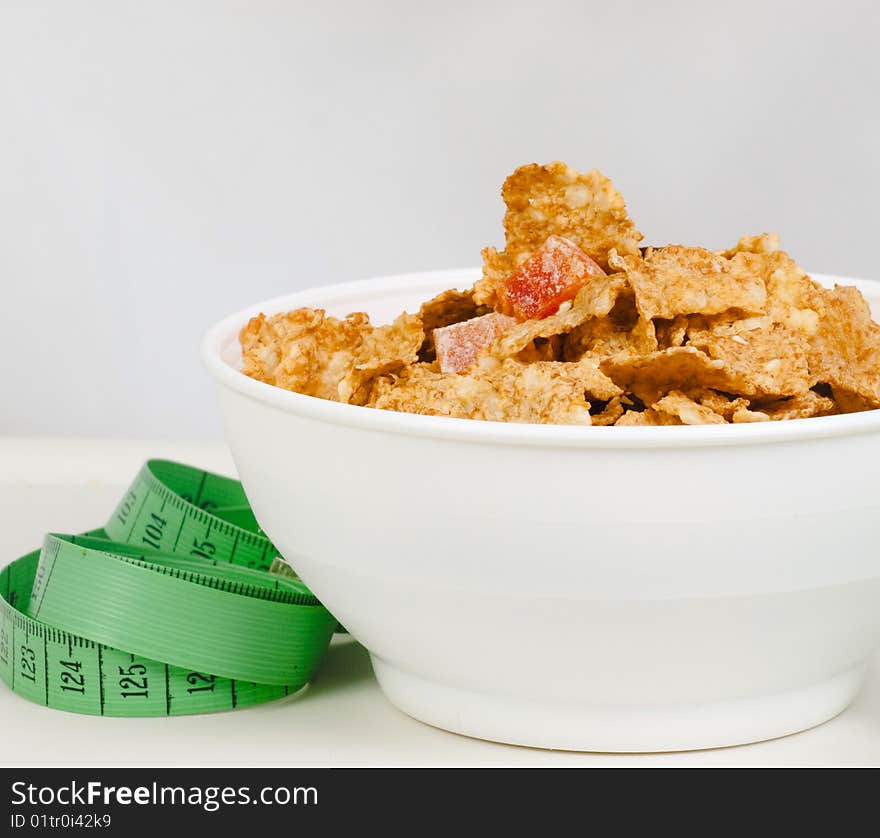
<box><xmin>0</xmin><ymin>460</ymin><xmax>338</xmax><ymax>716</ymax></box>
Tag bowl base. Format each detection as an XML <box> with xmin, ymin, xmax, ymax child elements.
<box><xmin>371</xmin><ymin>658</ymin><xmax>867</xmax><ymax>752</ymax></box>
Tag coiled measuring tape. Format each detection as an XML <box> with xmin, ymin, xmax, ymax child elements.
<box><xmin>0</xmin><ymin>460</ymin><xmax>338</xmax><ymax>716</ymax></box>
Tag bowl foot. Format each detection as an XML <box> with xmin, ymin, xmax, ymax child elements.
<box><xmin>371</xmin><ymin>658</ymin><xmax>867</xmax><ymax>752</ymax></box>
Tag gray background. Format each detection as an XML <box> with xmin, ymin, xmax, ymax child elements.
<box><xmin>2</xmin><ymin>0</ymin><xmax>877</xmax><ymax>437</ymax></box>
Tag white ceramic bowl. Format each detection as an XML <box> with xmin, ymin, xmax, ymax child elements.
<box><xmin>203</xmin><ymin>269</ymin><xmax>880</xmax><ymax>752</ymax></box>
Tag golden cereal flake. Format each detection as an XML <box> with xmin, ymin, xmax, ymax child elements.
<box><xmin>615</xmin><ymin>410</ymin><xmax>651</xmax><ymax>426</ymax></box>
<box><xmin>369</xmin><ymin>359</ymin><xmax>610</xmax><ymax>425</ymax></box>
<box><xmin>590</xmin><ymin>395</ymin><xmax>626</xmax><ymax>426</ymax></box>
<box><xmin>808</xmin><ymin>285</ymin><xmax>880</xmax><ymax>409</ymax></box>
<box><xmin>750</xmin><ymin>391</ymin><xmax>836</xmax><ymax>421</ymax></box>
<box><xmin>340</xmin><ymin>312</ymin><xmax>425</xmax><ymax>404</ymax></box>
<box><xmin>720</xmin><ymin>245</ymin><xmax>824</xmax><ymax>340</ymax></box>
<box><xmin>514</xmin><ymin>336</ymin><xmax>561</xmax><ymax>363</ymax></box>
<box><xmin>615</xmin><ymin>408</ymin><xmax>681</xmax><ymax>426</ymax></box>
<box><xmin>477</xmin><ymin>247</ymin><xmax>512</xmax><ymax>308</ymax></box>
<box><xmin>601</xmin><ymin>346</ymin><xmax>756</xmax><ymax>403</ymax></box>
<box><xmin>368</xmin><ymin>364</ymin><xmax>500</xmax><ymax>419</ymax></box>
<box><xmin>652</xmin><ymin>391</ymin><xmax>727</xmax><ymax>425</ymax></box>
<box><xmin>567</xmin><ymin>290</ymin><xmax>658</xmax><ymax>359</ymax></box>
<box><xmin>240</xmin><ymin>309</ymin><xmax>368</xmax><ymax>398</ymax></box>
<box><xmin>476</xmin><ymin>354</ymin><xmax>622</xmax><ymax>403</ymax></box>
<box><xmin>746</xmin><ymin>251</ymin><xmax>823</xmax><ymax>336</ymax></box>
<box><xmin>654</xmin><ymin>315</ymin><xmax>689</xmax><ymax>349</ymax></box>
<box><xmin>497</xmin><ymin>358</ymin><xmax>621</xmax><ymax>420</ymax></box>
<box><xmin>738</xmin><ymin>249</ymin><xmax>880</xmax><ymax>406</ymax></box>
<box><xmin>682</xmin><ymin>388</ymin><xmax>751</xmax><ymax>419</ymax></box>
<box><xmin>489</xmin><ymin>273</ymin><xmax>628</xmax><ymax>359</ymax></box>
<box><xmin>685</xmin><ymin>317</ymin><xmax>811</xmax><ymax>397</ymax></box>
<box><xmin>720</xmin><ymin>232</ymin><xmax>781</xmax><ymax>257</ymax></box>
<box><xmin>732</xmin><ymin>407</ymin><xmax>771</xmax><ymax>423</ymax></box>
<box><xmin>474</xmin><ymin>162</ymin><xmax>642</xmax><ymax>306</ymax></box>
<box><xmin>563</xmin><ymin>307</ymin><xmax>657</xmax><ymax>361</ymax></box>
<box><xmin>369</xmin><ymin>357</ymin><xmax>621</xmax><ymax>425</ymax></box>
<box><xmin>419</xmin><ymin>288</ymin><xmax>483</xmax><ymax>333</ymax></box>
<box><xmin>608</xmin><ymin>246</ymin><xmax>767</xmax><ymax>321</ymax></box>
<box><xmin>556</xmin><ymin>356</ymin><xmax>623</xmax><ymax>401</ymax></box>
<box><xmin>239</xmin><ymin>308</ymin><xmax>423</xmax><ymax>404</ymax></box>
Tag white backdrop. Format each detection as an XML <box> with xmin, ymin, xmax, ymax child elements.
<box><xmin>1</xmin><ymin>0</ymin><xmax>877</xmax><ymax>437</ymax></box>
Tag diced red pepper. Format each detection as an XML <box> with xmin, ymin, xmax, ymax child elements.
<box><xmin>498</xmin><ymin>235</ymin><xmax>606</xmax><ymax>321</ymax></box>
<box><xmin>434</xmin><ymin>312</ymin><xmax>517</xmax><ymax>374</ymax></box>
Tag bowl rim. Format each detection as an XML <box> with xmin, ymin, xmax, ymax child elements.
<box><xmin>201</xmin><ymin>267</ymin><xmax>880</xmax><ymax>449</ymax></box>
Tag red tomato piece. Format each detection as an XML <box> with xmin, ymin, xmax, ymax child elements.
<box><xmin>434</xmin><ymin>312</ymin><xmax>517</xmax><ymax>373</ymax></box>
<box><xmin>499</xmin><ymin>235</ymin><xmax>606</xmax><ymax>321</ymax></box>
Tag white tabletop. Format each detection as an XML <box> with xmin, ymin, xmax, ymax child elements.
<box><xmin>2</xmin><ymin>437</ymin><xmax>879</xmax><ymax>767</ymax></box>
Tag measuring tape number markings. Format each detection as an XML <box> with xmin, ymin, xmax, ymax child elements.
<box><xmin>0</xmin><ymin>460</ymin><xmax>337</xmax><ymax>716</ymax></box>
